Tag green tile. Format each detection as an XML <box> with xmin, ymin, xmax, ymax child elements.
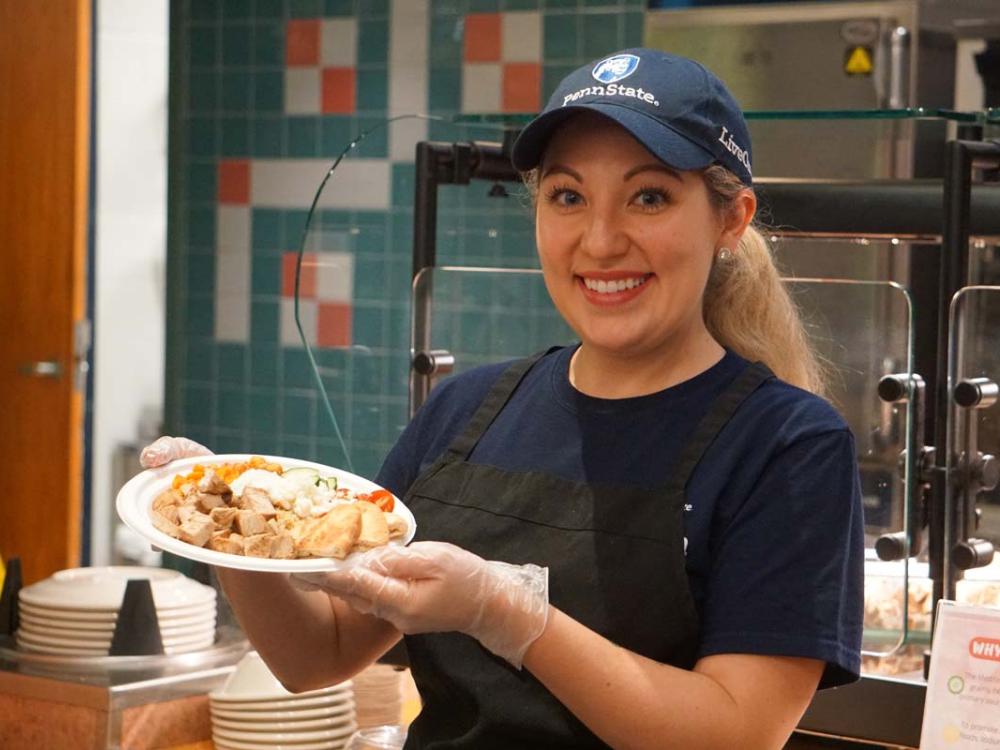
<box><xmin>252</xmin><ymin>255</ymin><xmax>282</xmax><ymax>295</ymax></box>
<box><xmin>280</xmin><ymin>436</ymin><xmax>316</xmax><ymax>462</ymax></box>
<box><xmin>217</xmin><ymin>389</ymin><xmax>248</xmax><ymax>429</ymax></box>
<box><xmin>353</xmin><ymin>224</ymin><xmax>386</xmax><ymax>257</ymax></box>
<box><xmin>215</xmin><ymin>430</ymin><xmax>250</xmax><ymax>453</ymax></box>
<box><xmin>352</xmin><ymin>306</ymin><xmax>385</xmax><ymax>350</ymax></box>
<box><xmin>183</xmin><ymin>383</ymin><xmax>215</xmax><ymax>427</ymax></box>
<box><xmin>356</xmin><ymin>68</ymin><xmax>388</xmax><ymax>113</ymax></box>
<box><xmin>353</xmin><ymin>256</ymin><xmax>384</xmax><ymax>302</ymax></box>
<box><xmin>248</xmin><ymin>431</ymin><xmax>280</xmax><ymax>454</ymax></box>
<box><xmin>221</xmin><ymin>117</ymin><xmax>250</xmax><ymax>156</ymax></box>
<box><xmin>222</xmin><ymin>0</ymin><xmax>253</xmax><ymax>19</ymax></box>
<box><xmin>428</xmin><ymin>65</ymin><xmax>461</xmax><ymax>111</ymax></box>
<box><xmin>469</xmin><ymin>0</ymin><xmax>500</xmax><ymax>10</ymax></box>
<box><xmin>283</xmin><ymin>210</ymin><xmax>311</xmax><ymax>250</ymax></box>
<box><xmin>283</xmin><ymin>394</ymin><xmax>315</xmax><ymax>435</ymax></box>
<box><xmin>544</xmin><ymin>0</ymin><xmax>578</xmax><ymax>7</ymax></box>
<box><xmin>186</xmin><ymin>252</ymin><xmax>216</xmax><ymax>295</ymax></box>
<box><xmin>254</xmin><ymin>0</ymin><xmax>285</xmax><ymax>19</ymax></box>
<box><xmin>583</xmin><ymin>0</ymin><xmax>617</xmax><ymax>5</ymax></box>
<box><xmin>188</xmin><ymin>71</ymin><xmax>218</xmax><ymax>113</ymax></box>
<box><xmin>503</xmin><ymin>0</ymin><xmax>539</xmax><ymax>8</ymax></box>
<box><xmin>251</xmin><ymin>300</ymin><xmax>280</xmax><ymax>341</ymax></box>
<box><xmin>582</xmin><ymin>13</ymin><xmax>620</xmax><ymax>58</ymax></box>
<box><xmin>184</xmin><ymin>338</ymin><xmax>216</xmax><ymax>382</ymax></box>
<box><xmin>187</xmin><ymin>206</ymin><xmax>216</xmax><ymax>247</ymax></box>
<box><xmin>222</xmin><ymin>70</ymin><xmax>252</xmax><ymax>111</ymax></box>
<box><xmin>185</xmin><ymin>295</ymin><xmax>215</xmax><ymax>336</ymax></box>
<box><xmin>357</xmin><ymin>0</ymin><xmax>388</xmax><ymax>16</ymax></box>
<box><xmin>187</xmin><ymin>161</ymin><xmax>217</xmax><ymax>204</ymax></box>
<box><xmin>289</xmin><ymin>0</ymin><xmax>323</xmax><ymax>17</ymax></box>
<box><xmin>432</xmin><ymin>0</ymin><xmax>463</xmax><ymax>14</ymax></box>
<box><xmin>188</xmin><ymin>116</ymin><xmax>218</xmax><ymax>157</ymax></box>
<box><xmin>252</xmin><ymin>117</ymin><xmax>284</xmax><ymax>156</ymax></box>
<box><xmin>250</xmin><ymin>343</ymin><xmax>280</xmax><ymax>385</ymax></box>
<box><xmin>189</xmin><ymin>2</ymin><xmax>220</xmax><ymax>22</ymax></box>
<box><xmin>217</xmin><ymin>343</ymin><xmax>247</xmax><ymax>383</ymax></box>
<box><xmin>357</xmin><ymin>20</ymin><xmax>389</xmax><ymax>64</ymax></box>
<box><xmin>543</xmin><ymin>12</ymin><xmax>578</xmax><ymax>59</ymax></box>
<box><xmin>543</xmin><ymin>62</ymin><xmax>577</xmax><ymax>98</ymax></box>
<box><xmin>623</xmin><ymin>10</ymin><xmax>643</xmax><ymax>46</ymax></box>
<box><xmin>189</xmin><ymin>26</ymin><xmax>218</xmax><ymax>67</ymax></box>
<box><xmin>253</xmin><ymin>23</ymin><xmax>284</xmax><ymax>67</ymax></box>
<box><xmin>350</xmin><ymin>403</ymin><xmax>383</xmax><ymax>442</ymax></box>
<box><xmin>253</xmin><ymin>70</ymin><xmax>284</xmax><ymax>112</ymax></box>
<box><xmin>287</xmin><ymin>117</ymin><xmax>319</xmax><ymax>157</ymax></box>
<box><xmin>283</xmin><ymin>349</ymin><xmax>317</xmax><ymax>388</ymax></box>
<box><xmin>247</xmin><ymin>392</ymin><xmax>279</xmax><ymax>430</ymax></box>
<box><xmin>429</xmin><ymin>15</ymin><xmax>462</xmax><ymax>65</ymax></box>
<box><xmin>321</xmin><ymin>116</ymin><xmax>353</xmax><ymax>156</ymax></box>
<box><xmin>221</xmin><ymin>24</ymin><xmax>252</xmax><ymax>65</ymax></box>
<box><xmin>252</xmin><ymin>209</ymin><xmax>283</xmax><ymax>252</ymax></box>
<box><xmin>353</xmin><ymin>117</ymin><xmax>387</xmax><ymax>157</ymax></box>
<box><xmin>325</xmin><ymin>0</ymin><xmax>356</xmax><ymax>16</ymax></box>
<box><xmin>389</xmin><ymin>162</ymin><xmax>415</xmax><ymax>209</ymax></box>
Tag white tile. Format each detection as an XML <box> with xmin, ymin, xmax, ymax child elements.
<box><xmin>502</xmin><ymin>11</ymin><xmax>541</xmax><ymax>62</ymax></box>
<box><xmin>281</xmin><ymin>297</ymin><xmax>317</xmax><ymax>347</ymax></box>
<box><xmin>462</xmin><ymin>63</ymin><xmax>501</xmax><ymax>113</ymax></box>
<box><xmin>321</xmin><ymin>18</ymin><xmax>357</xmax><ymax>66</ymax></box>
<box><xmin>216</xmin><ymin>206</ymin><xmax>250</xmax><ymax>251</ymax></box>
<box><xmin>284</xmin><ymin>68</ymin><xmax>321</xmax><ymax>115</ymax></box>
<box><xmin>390</xmin><ymin>117</ymin><xmax>428</xmax><ymax>161</ymax></box>
<box><xmin>215</xmin><ymin>291</ymin><xmax>250</xmax><ymax>343</ymax></box>
<box><xmin>315</xmin><ymin>251</ymin><xmax>354</xmax><ymax>303</ymax></box>
<box><xmin>389</xmin><ymin>0</ymin><xmax>428</xmax><ymax>159</ymax></box>
<box><xmin>251</xmin><ymin>159</ymin><xmax>391</xmax><ymax>210</ymax></box>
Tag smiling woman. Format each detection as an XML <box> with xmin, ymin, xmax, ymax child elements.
<box><xmin>142</xmin><ymin>48</ymin><xmax>865</xmax><ymax>750</ymax></box>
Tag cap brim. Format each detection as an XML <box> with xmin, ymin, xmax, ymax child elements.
<box><xmin>510</xmin><ymin>101</ymin><xmax>717</xmax><ymax>174</ymax></box>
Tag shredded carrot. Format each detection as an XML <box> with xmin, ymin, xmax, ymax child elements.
<box><xmin>171</xmin><ymin>456</ymin><xmax>282</xmax><ymax>489</ymax></box>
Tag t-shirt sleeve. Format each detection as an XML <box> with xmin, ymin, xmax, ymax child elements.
<box><xmin>697</xmin><ymin>428</ymin><xmax>865</xmax><ymax>689</ymax></box>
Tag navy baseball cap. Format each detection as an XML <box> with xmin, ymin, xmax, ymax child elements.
<box><xmin>511</xmin><ymin>48</ymin><xmax>753</xmax><ymax>186</ymax></box>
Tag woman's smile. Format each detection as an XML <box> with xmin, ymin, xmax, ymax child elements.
<box><xmin>576</xmin><ymin>272</ymin><xmax>653</xmax><ymax>306</ymax></box>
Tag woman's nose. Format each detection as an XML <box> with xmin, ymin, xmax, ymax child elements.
<box><xmin>580</xmin><ymin>211</ymin><xmax>629</xmax><ymax>259</ymax></box>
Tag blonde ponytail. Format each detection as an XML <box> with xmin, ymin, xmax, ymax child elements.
<box><xmin>702</xmin><ymin>165</ymin><xmax>828</xmax><ymax>396</ymax></box>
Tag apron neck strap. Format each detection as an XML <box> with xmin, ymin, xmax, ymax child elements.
<box><xmin>445</xmin><ymin>350</ymin><xmax>550</xmax><ymax>461</ymax></box>
<box><xmin>665</xmin><ymin>361</ymin><xmax>774</xmax><ymax>497</ymax></box>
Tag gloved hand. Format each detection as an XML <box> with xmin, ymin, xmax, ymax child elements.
<box><xmin>294</xmin><ymin>541</ymin><xmax>549</xmax><ymax>669</ymax></box>
<box><xmin>140</xmin><ymin>436</ymin><xmax>214</xmax><ymax>468</ymax></box>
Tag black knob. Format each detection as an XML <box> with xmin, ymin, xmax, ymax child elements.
<box><xmin>954</xmin><ymin>378</ymin><xmax>999</xmax><ymax>408</ymax></box>
<box><xmin>953</xmin><ymin>538</ymin><xmax>996</xmax><ymax>570</ymax></box>
<box><xmin>412</xmin><ymin>351</ymin><xmax>435</xmax><ymax>375</ymax></box>
<box><xmin>875</xmin><ymin>531</ymin><xmax>909</xmax><ymax>561</ymax></box>
<box><xmin>878</xmin><ymin>376</ymin><xmax>907</xmax><ymax>403</ymax></box>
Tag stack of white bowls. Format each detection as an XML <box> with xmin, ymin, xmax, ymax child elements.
<box><xmin>15</xmin><ymin>566</ymin><xmax>216</xmax><ymax>656</ymax></box>
<box><xmin>210</xmin><ymin>651</ymin><xmax>357</xmax><ymax>750</ymax></box>
<box><xmin>353</xmin><ymin>664</ymin><xmax>403</xmax><ymax>729</ymax></box>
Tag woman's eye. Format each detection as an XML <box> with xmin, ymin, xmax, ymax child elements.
<box><xmin>633</xmin><ymin>188</ymin><xmax>669</xmax><ymax>209</ymax></box>
<box><xmin>545</xmin><ymin>187</ymin><xmax>583</xmax><ymax>207</ymax></box>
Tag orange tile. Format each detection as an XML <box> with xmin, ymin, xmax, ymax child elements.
<box><xmin>318</xmin><ymin>302</ymin><xmax>352</xmax><ymax>347</ymax></box>
<box><xmin>322</xmin><ymin>67</ymin><xmax>356</xmax><ymax>114</ymax></box>
<box><xmin>217</xmin><ymin>160</ymin><xmax>250</xmax><ymax>204</ymax></box>
<box><xmin>502</xmin><ymin>62</ymin><xmax>541</xmax><ymax>112</ymax></box>
<box><xmin>286</xmin><ymin>19</ymin><xmax>320</xmax><ymax>66</ymax></box>
<box><xmin>464</xmin><ymin>13</ymin><xmax>501</xmax><ymax>62</ymax></box>
<box><xmin>282</xmin><ymin>251</ymin><xmax>317</xmax><ymax>299</ymax></box>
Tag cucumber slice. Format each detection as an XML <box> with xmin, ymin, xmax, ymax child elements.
<box><xmin>283</xmin><ymin>467</ymin><xmax>320</xmax><ymax>488</ymax></box>
<box><xmin>319</xmin><ymin>476</ymin><xmax>338</xmax><ymax>490</ymax></box>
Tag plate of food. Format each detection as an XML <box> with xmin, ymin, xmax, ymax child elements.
<box><xmin>116</xmin><ymin>455</ymin><xmax>416</xmax><ymax>572</ymax></box>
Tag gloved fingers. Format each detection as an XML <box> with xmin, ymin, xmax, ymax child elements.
<box><xmin>140</xmin><ymin>436</ymin><xmax>214</xmax><ymax>468</ymax></box>
<box><xmin>292</xmin><ymin>567</ymin><xmax>393</xmax><ymax>601</ymax></box>
<box><xmin>359</xmin><ymin>541</ymin><xmax>466</xmax><ymax>579</ymax></box>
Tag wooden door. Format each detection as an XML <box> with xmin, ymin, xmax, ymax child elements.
<box><xmin>0</xmin><ymin>0</ymin><xmax>91</xmax><ymax>584</ymax></box>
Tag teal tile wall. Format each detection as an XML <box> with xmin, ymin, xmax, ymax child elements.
<box><xmin>167</xmin><ymin>0</ymin><xmax>643</xmax><ymax>479</ymax></box>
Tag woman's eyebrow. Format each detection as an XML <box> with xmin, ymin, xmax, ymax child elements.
<box><xmin>623</xmin><ymin>163</ymin><xmax>682</xmax><ymax>181</ymax></box>
<box><xmin>540</xmin><ymin>164</ymin><xmax>582</xmax><ymax>182</ymax></box>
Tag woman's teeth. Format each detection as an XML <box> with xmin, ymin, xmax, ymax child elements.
<box><xmin>582</xmin><ymin>276</ymin><xmax>647</xmax><ymax>294</ymax></box>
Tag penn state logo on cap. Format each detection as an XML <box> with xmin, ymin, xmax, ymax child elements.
<box><xmin>592</xmin><ymin>54</ymin><xmax>639</xmax><ymax>84</ymax></box>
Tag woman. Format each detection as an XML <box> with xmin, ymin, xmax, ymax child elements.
<box><xmin>144</xmin><ymin>48</ymin><xmax>863</xmax><ymax>749</ymax></box>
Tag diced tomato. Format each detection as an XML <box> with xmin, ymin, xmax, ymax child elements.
<box><xmin>366</xmin><ymin>489</ymin><xmax>394</xmax><ymax>512</ymax></box>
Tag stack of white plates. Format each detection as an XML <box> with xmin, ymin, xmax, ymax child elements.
<box><xmin>353</xmin><ymin>664</ymin><xmax>402</xmax><ymax>729</ymax></box>
<box><xmin>210</xmin><ymin>651</ymin><xmax>357</xmax><ymax>750</ymax></box>
<box><xmin>15</xmin><ymin>566</ymin><xmax>216</xmax><ymax>656</ymax></box>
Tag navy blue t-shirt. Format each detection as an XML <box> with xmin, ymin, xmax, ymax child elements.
<box><xmin>377</xmin><ymin>346</ymin><xmax>864</xmax><ymax>688</ymax></box>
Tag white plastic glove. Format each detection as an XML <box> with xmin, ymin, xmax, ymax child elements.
<box><xmin>294</xmin><ymin>541</ymin><xmax>549</xmax><ymax>669</ymax></box>
<box><xmin>140</xmin><ymin>436</ymin><xmax>214</xmax><ymax>469</ymax></box>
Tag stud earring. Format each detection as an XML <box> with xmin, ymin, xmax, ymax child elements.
<box><xmin>716</xmin><ymin>247</ymin><xmax>733</xmax><ymax>262</ymax></box>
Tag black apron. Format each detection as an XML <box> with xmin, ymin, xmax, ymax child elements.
<box><xmin>401</xmin><ymin>352</ymin><xmax>773</xmax><ymax>749</ymax></box>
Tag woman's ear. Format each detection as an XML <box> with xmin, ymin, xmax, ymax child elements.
<box><xmin>719</xmin><ymin>189</ymin><xmax>757</xmax><ymax>249</ymax></box>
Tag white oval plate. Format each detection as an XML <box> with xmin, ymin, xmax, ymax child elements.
<box><xmin>211</xmin><ymin>713</ymin><xmax>355</xmax><ymax>732</ymax></box>
<box><xmin>19</xmin><ymin>566</ymin><xmax>215</xmax><ymax>611</ymax></box>
<box><xmin>17</xmin><ymin>610</ymin><xmax>216</xmax><ymax>634</ymax></box>
<box><xmin>213</xmin><ymin>734</ymin><xmax>352</xmax><ymax>750</ymax></box>
<box><xmin>213</xmin><ymin>722</ymin><xmax>358</xmax><ymax>744</ymax></box>
<box><xmin>210</xmin><ymin>686</ymin><xmax>352</xmax><ymax>707</ymax></box>
<box><xmin>211</xmin><ymin>700</ymin><xmax>355</xmax><ymax>722</ymax></box>
<box><xmin>117</xmin><ymin>455</ymin><xmax>416</xmax><ymax>573</ymax></box>
<box><xmin>16</xmin><ymin>600</ymin><xmax>215</xmax><ymax>622</ymax></box>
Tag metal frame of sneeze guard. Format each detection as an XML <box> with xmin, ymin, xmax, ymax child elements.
<box><xmin>407</xmin><ymin>124</ymin><xmax>1000</xmax><ymax>748</ymax></box>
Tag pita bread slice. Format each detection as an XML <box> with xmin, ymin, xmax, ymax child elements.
<box><xmin>355</xmin><ymin>501</ymin><xmax>390</xmax><ymax>551</ymax></box>
<box><xmin>297</xmin><ymin>503</ymin><xmax>362</xmax><ymax>559</ymax></box>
